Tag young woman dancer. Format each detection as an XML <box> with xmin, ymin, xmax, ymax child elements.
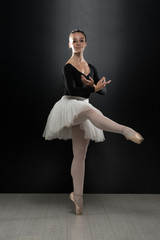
<box><xmin>43</xmin><ymin>29</ymin><xmax>144</xmax><ymax>215</ymax></box>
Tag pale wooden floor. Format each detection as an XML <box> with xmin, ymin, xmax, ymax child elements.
<box><xmin>0</xmin><ymin>194</ymin><xmax>160</xmax><ymax>240</ymax></box>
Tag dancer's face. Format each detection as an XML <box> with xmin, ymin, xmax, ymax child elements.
<box><xmin>69</xmin><ymin>32</ymin><xmax>87</xmax><ymax>53</ymax></box>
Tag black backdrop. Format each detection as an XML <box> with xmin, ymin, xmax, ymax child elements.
<box><xmin>2</xmin><ymin>0</ymin><xmax>159</xmax><ymax>193</ymax></box>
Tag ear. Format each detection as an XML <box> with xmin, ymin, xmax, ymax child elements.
<box><xmin>68</xmin><ymin>42</ymin><xmax>72</xmax><ymax>49</ymax></box>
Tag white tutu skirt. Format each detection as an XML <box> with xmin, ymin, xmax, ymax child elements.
<box><xmin>43</xmin><ymin>95</ymin><xmax>105</xmax><ymax>142</ymax></box>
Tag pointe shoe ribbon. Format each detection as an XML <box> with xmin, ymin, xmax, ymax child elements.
<box><xmin>127</xmin><ymin>132</ymin><xmax>144</xmax><ymax>144</ymax></box>
<box><xmin>70</xmin><ymin>192</ymin><xmax>83</xmax><ymax>215</ymax></box>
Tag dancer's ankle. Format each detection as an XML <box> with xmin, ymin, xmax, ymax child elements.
<box><xmin>122</xmin><ymin>127</ymin><xmax>136</xmax><ymax>139</ymax></box>
<box><xmin>74</xmin><ymin>193</ymin><xmax>83</xmax><ymax>208</ymax></box>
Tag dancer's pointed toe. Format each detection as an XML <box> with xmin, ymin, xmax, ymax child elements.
<box><xmin>70</xmin><ymin>192</ymin><xmax>83</xmax><ymax>215</ymax></box>
<box><xmin>127</xmin><ymin>132</ymin><xmax>144</xmax><ymax>144</ymax></box>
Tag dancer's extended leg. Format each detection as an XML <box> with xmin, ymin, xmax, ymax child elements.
<box><xmin>73</xmin><ymin>107</ymin><xmax>142</xmax><ymax>141</ymax></box>
<box><xmin>71</xmin><ymin>125</ymin><xmax>90</xmax><ymax>210</ymax></box>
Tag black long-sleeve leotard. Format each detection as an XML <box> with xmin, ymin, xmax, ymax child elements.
<box><xmin>62</xmin><ymin>63</ymin><xmax>106</xmax><ymax>98</ymax></box>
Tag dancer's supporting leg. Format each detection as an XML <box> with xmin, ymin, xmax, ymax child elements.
<box><xmin>73</xmin><ymin>107</ymin><xmax>143</xmax><ymax>143</ymax></box>
<box><xmin>71</xmin><ymin>125</ymin><xmax>90</xmax><ymax>211</ymax></box>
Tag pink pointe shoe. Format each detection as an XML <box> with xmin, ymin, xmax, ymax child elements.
<box><xmin>70</xmin><ymin>192</ymin><xmax>83</xmax><ymax>215</ymax></box>
<box><xmin>127</xmin><ymin>132</ymin><xmax>144</xmax><ymax>144</ymax></box>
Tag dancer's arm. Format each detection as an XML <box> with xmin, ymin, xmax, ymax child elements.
<box><xmin>81</xmin><ymin>65</ymin><xmax>111</xmax><ymax>95</ymax></box>
<box><xmin>92</xmin><ymin>65</ymin><xmax>107</xmax><ymax>95</ymax></box>
<box><xmin>62</xmin><ymin>65</ymin><xmax>95</xmax><ymax>97</ymax></box>
<box><xmin>81</xmin><ymin>75</ymin><xmax>111</xmax><ymax>93</ymax></box>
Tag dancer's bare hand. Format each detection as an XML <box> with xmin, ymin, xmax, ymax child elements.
<box><xmin>81</xmin><ymin>75</ymin><xmax>95</xmax><ymax>87</ymax></box>
<box><xmin>81</xmin><ymin>75</ymin><xmax>111</xmax><ymax>91</ymax></box>
<box><xmin>94</xmin><ymin>77</ymin><xmax>111</xmax><ymax>92</ymax></box>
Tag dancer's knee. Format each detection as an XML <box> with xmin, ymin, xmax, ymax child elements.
<box><xmin>85</xmin><ymin>107</ymin><xmax>95</xmax><ymax>118</ymax></box>
<box><xmin>73</xmin><ymin>140</ymin><xmax>89</xmax><ymax>160</ymax></box>
<box><xmin>73</xmin><ymin>146</ymin><xmax>87</xmax><ymax>160</ymax></box>
<box><xmin>73</xmin><ymin>107</ymin><xmax>95</xmax><ymax>126</ymax></box>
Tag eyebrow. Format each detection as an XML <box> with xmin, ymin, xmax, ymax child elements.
<box><xmin>73</xmin><ymin>37</ymin><xmax>85</xmax><ymax>40</ymax></box>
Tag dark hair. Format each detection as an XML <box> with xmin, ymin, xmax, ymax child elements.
<box><xmin>69</xmin><ymin>29</ymin><xmax>87</xmax><ymax>42</ymax></box>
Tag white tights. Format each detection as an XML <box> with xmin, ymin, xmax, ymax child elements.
<box><xmin>71</xmin><ymin>107</ymin><xmax>136</xmax><ymax>207</ymax></box>
<box><xmin>71</xmin><ymin>125</ymin><xmax>90</xmax><ymax>208</ymax></box>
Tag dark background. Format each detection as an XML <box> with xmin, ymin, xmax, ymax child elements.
<box><xmin>2</xmin><ymin>0</ymin><xmax>159</xmax><ymax>193</ymax></box>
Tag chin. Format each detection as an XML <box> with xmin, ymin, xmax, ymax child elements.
<box><xmin>74</xmin><ymin>49</ymin><xmax>84</xmax><ymax>53</ymax></box>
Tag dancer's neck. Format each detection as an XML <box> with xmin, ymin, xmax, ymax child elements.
<box><xmin>70</xmin><ymin>53</ymin><xmax>85</xmax><ymax>63</ymax></box>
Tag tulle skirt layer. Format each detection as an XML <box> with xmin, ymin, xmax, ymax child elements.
<box><xmin>42</xmin><ymin>95</ymin><xmax>105</xmax><ymax>142</ymax></box>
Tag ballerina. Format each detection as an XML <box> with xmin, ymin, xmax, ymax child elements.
<box><xmin>43</xmin><ymin>29</ymin><xmax>144</xmax><ymax>215</ymax></box>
